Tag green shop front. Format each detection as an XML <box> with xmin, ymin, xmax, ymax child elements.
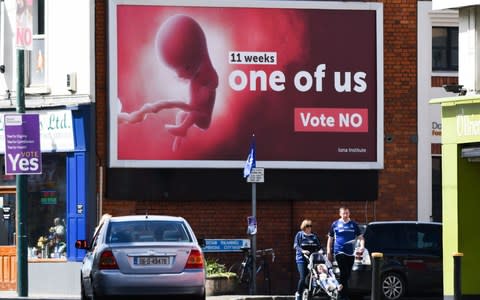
<box><xmin>431</xmin><ymin>95</ymin><xmax>480</xmax><ymax>299</ymax></box>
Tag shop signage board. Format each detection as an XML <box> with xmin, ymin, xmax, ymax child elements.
<box><xmin>0</xmin><ymin>110</ymin><xmax>75</xmax><ymax>153</ymax></box>
<box><xmin>4</xmin><ymin>114</ymin><xmax>42</xmax><ymax>175</ymax></box>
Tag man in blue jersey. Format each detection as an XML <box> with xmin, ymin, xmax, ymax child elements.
<box><xmin>327</xmin><ymin>207</ymin><xmax>364</xmax><ymax>300</ymax></box>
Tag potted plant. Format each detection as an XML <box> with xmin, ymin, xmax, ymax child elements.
<box><xmin>205</xmin><ymin>258</ymin><xmax>238</xmax><ymax>296</ymax></box>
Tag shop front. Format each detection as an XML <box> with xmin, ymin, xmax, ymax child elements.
<box><xmin>431</xmin><ymin>95</ymin><xmax>480</xmax><ymax>299</ymax></box>
<box><xmin>0</xmin><ymin>104</ymin><xmax>95</xmax><ymax>295</ymax></box>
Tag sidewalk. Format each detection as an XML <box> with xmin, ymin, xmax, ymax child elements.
<box><xmin>0</xmin><ymin>291</ymin><xmax>294</xmax><ymax>300</ymax></box>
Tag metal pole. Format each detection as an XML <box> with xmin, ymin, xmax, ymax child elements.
<box><xmin>453</xmin><ymin>252</ymin><xmax>463</xmax><ymax>300</ymax></box>
<box><xmin>371</xmin><ymin>252</ymin><xmax>383</xmax><ymax>300</ymax></box>
<box><xmin>16</xmin><ymin>48</ymin><xmax>28</xmax><ymax>296</ymax></box>
<box><xmin>251</xmin><ymin>182</ymin><xmax>256</xmax><ymax>295</ymax></box>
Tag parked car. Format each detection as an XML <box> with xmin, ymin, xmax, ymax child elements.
<box><xmin>75</xmin><ymin>215</ymin><xmax>206</xmax><ymax>300</ymax></box>
<box><xmin>349</xmin><ymin>221</ymin><xmax>442</xmax><ymax>300</ymax></box>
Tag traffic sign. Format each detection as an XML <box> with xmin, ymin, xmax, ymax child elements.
<box><xmin>247</xmin><ymin>167</ymin><xmax>264</xmax><ymax>183</ymax></box>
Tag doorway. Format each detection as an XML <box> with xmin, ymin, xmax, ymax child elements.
<box><xmin>0</xmin><ymin>186</ymin><xmax>17</xmax><ymax>291</ymax></box>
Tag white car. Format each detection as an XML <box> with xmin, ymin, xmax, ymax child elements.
<box><xmin>75</xmin><ymin>215</ymin><xmax>206</xmax><ymax>300</ymax></box>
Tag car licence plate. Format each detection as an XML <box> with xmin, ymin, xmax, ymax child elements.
<box><xmin>134</xmin><ymin>256</ymin><xmax>169</xmax><ymax>265</ymax></box>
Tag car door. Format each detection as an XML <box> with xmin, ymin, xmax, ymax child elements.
<box><xmin>81</xmin><ymin>222</ymin><xmax>105</xmax><ymax>295</ymax></box>
<box><xmin>404</xmin><ymin>224</ymin><xmax>442</xmax><ymax>294</ymax></box>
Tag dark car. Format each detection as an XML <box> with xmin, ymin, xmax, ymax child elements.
<box><xmin>349</xmin><ymin>221</ymin><xmax>442</xmax><ymax>300</ymax></box>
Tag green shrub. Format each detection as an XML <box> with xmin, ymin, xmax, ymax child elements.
<box><xmin>205</xmin><ymin>258</ymin><xmax>237</xmax><ymax>279</ymax></box>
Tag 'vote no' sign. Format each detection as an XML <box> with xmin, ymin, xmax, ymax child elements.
<box><xmin>4</xmin><ymin>114</ymin><xmax>42</xmax><ymax>175</ymax></box>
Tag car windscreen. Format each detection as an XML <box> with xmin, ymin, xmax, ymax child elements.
<box><xmin>106</xmin><ymin>220</ymin><xmax>193</xmax><ymax>243</ymax></box>
<box><xmin>365</xmin><ymin>223</ymin><xmax>442</xmax><ymax>254</ymax></box>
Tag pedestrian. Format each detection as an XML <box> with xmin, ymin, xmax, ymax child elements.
<box><xmin>293</xmin><ymin>219</ymin><xmax>321</xmax><ymax>300</ymax></box>
<box><xmin>327</xmin><ymin>207</ymin><xmax>364</xmax><ymax>300</ymax></box>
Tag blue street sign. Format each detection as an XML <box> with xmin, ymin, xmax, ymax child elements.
<box><xmin>202</xmin><ymin>239</ymin><xmax>251</xmax><ymax>253</ymax></box>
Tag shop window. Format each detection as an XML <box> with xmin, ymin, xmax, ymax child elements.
<box><xmin>27</xmin><ymin>154</ymin><xmax>66</xmax><ymax>259</ymax></box>
<box><xmin>0</xmin><ymin>154</ymin><xmax>66</xmax><ymax>258</ymax></box>
<box><xmin>432</xmin><ymin>27</ymin><xmax>458</xmax><ymax>72</ymax></box>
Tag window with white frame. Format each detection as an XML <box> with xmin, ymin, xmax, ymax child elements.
<box><xmin>25</xmin><ymin>0</ymin><xmax>45</xmax><ymax>88</ymax></box>
<box><xmin>432</xmin><ymin>26</ymin><xmax>458</xmax><ymax>71</ymax></box>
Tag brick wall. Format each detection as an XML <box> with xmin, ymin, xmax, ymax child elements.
<box><xmin>95</xmin><ymin>0</ymin><xmax>418</xmax><ymax>294</ymax></box>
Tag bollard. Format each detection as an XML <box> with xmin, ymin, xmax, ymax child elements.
<box><xmin>371</xmin><ymin>252</ymin><xmax>384</xmax><ymax>300</ymax></box>
<box><xmin>453</xmin><ymin>252</ymin><xmax>463</xmax><ymax>300</ymax></box>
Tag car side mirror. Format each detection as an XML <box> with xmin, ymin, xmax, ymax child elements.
<box><xmin>197</xmin><ymin>238</ymin><xmax>206</xmax><ymax>248</ymax></box>
<box><xmin>75</xmin><ymin>240</ymin><xmax>89</xmax><ymax>249</ymax></box>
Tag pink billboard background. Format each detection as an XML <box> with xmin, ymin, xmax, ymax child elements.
<box><xmin>109</xmin><ymin>1</ymin><xmax>383</xmax><ymax>169</ymax></box>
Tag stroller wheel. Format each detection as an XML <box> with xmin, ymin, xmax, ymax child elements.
<box><xmin>301</xmin><ymin>288</ymin><xmax>312</xmax><ymax>300</ymax></box>
<box><xmin>329</xmin><ymin>291</ymin><xmax>339</xmax><ymax>300</ymax></box>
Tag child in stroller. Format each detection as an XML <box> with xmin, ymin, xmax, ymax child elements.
<box><xmin>301</xmin><ymin>242</ymin><xmax>342</xmax><ymax>300</ymax></box>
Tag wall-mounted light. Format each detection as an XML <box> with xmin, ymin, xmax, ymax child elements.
<box><xmin>0</xmin><ymin>65</ymin><xmax>4</xmax><ymax>73</ymax></box>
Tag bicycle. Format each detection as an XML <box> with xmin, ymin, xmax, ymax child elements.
<box><xmin>229</xmin><ymin>247</ymin><xmax>275</xmax><ymax>295</ymax></box>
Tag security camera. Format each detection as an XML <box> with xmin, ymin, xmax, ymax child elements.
<box><xmin>443</xmin><ymin>84</ymin><xmax>466</xmax><ymax>95</ymax></box>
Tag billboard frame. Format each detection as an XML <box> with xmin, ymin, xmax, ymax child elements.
<box><xmin>108</xmin><ymin>0</ymin><xmax>384</xmax><ymax>169</ymax></box>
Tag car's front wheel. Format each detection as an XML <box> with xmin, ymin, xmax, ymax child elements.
<box><xmin>381</xmin><ymin>272</ymin><xmax>405</xmax><ymax>300</ymax></box>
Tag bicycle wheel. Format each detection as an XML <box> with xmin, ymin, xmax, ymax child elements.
<box><xmin>259</xmin><ymin>262</ymin><xmax>271</xmax><ymax>295</ymax></box>
<box><xmin>240</xmin><ymin>262</ymin><xmax>252</xmax><ymax>284</ymax></box>
<box><xmin>228</xmin><ymin>261</ymin><xmax>251</xmax><ymax>294</ymax></box>
<box><xmin>228</xmin><ymin>262</ymin><xmax>244</xmax><ymax>280</ymax></box>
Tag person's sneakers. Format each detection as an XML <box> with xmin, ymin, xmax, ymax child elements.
<box><xmin>295</xmin><ymin>291</ymin><xmax>301</xmax><ymax>300</ymax></box>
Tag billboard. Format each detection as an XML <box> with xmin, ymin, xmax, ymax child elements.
<box><xmin>108</xmin><ymin>0</ymin><xmax>384</xmax><ymax>169</ymax></box>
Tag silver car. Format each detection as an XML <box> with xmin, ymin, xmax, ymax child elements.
<box><xmin>75</xmin><ymin>215</ymin><xmax>206</xmax><ymax>300</ymax></box>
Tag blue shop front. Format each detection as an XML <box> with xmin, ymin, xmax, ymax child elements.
<box><xmin>0</xmin><ymin>104</ymin><xmax>95</xmax><ymax>295</ymax></box>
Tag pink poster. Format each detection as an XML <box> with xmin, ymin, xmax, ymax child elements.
<box><xmin>108</xmin><ymin>0</ymin><xmax>383</xmax><ymax>169</ymax></box>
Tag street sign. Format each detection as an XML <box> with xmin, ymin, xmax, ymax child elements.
<box><xmin>247</xmin><ymin>167</ymin><xmax>264</xmax><ymax>183</ymax></box>
<box><xmin>202</xmin><ymin>239</ymin><xmax>251</xmax><ymax>253</ymax></box>
<box><xmin>4</xmin><ymin>114</ymin><xmax>42</xmax><ymax>175</ymax></box>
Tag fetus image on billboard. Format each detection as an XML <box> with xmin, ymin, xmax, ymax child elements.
<box><xmin>118</xmin><ymin>15</ymin><xmax>218</xmax><ymax>152</ymax></box>
<box><xmin>112</xmin><ymin>2</ymin><xmax>382</xmax><ymax>167</ymax></box>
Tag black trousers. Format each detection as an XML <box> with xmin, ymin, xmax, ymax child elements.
<box><xmin>335</xmin><ymin>253</ymin><xmax>355</xmax><ymax>298</ymax></box>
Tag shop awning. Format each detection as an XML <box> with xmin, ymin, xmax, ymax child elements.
<box><xmin>430</xmin><ymin>94</ymin><xmax>480</xmax><ymax>106</ymax></box>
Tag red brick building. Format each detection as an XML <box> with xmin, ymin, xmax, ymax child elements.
<box><xmin>94</xmin><ymin>0</ymin><xmax>429</xmax><ymax>294</ymax></box>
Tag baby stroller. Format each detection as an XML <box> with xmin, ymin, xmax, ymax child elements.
<box><xmin>301</xmin><ymin>241</ymin><xmax>341</xmax><ymax>300</ymax></box>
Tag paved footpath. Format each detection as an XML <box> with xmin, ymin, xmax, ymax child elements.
<box><xmin>0</xmin><ymin>291</ymin><xmax>296</xmax><ymax>300</ymax></box>
<box><xmin>0</xmin><ymin>291</ymin><xmax>438</xmax><ymax>300</ymax></box>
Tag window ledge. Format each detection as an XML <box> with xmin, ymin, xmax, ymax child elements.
<box><xmin>431</xmin><ymin>71</ymin><xmax>458</xmax><ymax>77</ymax></box>
<box><xmin>26</xmin><ymin>86</ymin><xmax>51</xmax><ymax>95</ymax></box>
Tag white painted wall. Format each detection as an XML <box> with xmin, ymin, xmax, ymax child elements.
<box><xmin>0</xmin><ymin>0</ymin><xmax>94</xmax><ymax>295</ymax></box>
<box><xmin>417</xmin><ymin>2</ymin><xmax>458</xmax><ymax>221</ymax></box>
<box><xmin>433</xmin><ymin>0</ymin><xmax>480</xmax><ymax>11</ymax></box>
<box><xmin>0</xmin><ymin>0</ymin><xmax>94</xmax><ymax>107</ymax></box>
